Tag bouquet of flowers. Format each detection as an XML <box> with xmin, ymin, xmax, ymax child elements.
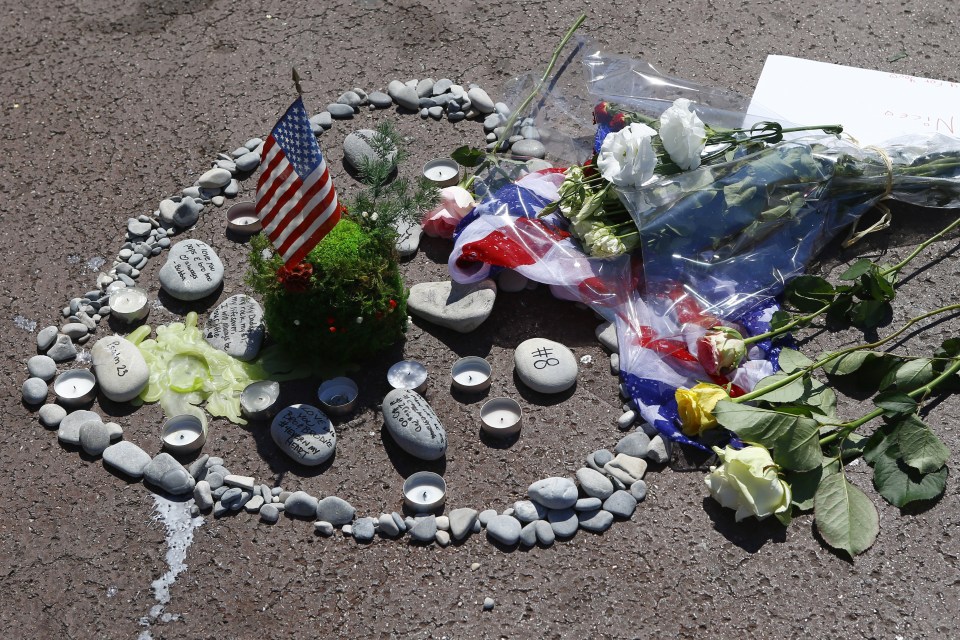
<box><xmin>448</xmin><ymin>43</ymin><xmax>960</xmax><ymax>556</ymax></box>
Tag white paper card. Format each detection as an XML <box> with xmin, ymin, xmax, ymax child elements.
<box><xmin>748</xmin><ymin>55</ymin><xmax>959</xmax><ymax>145</ymax></box>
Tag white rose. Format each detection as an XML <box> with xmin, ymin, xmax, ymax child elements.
<box><xmin>659</xmin><ymin>98</ymin><xmax>707</xmax><ymax>170</ymax></box>
<box><xmin>705</xmin><ymin>444</ymin><xmax>792</xmax><ymax>523</ymax></box>
<box><xmin>596</xmin><ymin>122</ymin><xmax>658</xmax><ymax>188</ymax></box>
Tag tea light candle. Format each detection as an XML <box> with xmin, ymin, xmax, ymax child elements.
<box><xmin>387</xmin><ymin>360</ymin><xmax>428</xmax><ymax>395</ymax></box>
<box><xmin>53</xmin><ymin>369</ymin><xmax>97</xmax><ymax>407</ymax></box>
<box><xmin>161</xmin><ymin>414</ymin><xmax>207</xmax><ymax>454</ymax></box>
<box><xmin>240</xmin><ymin>380</ymin><xmax>281</xmax><ymax>421</ymax></box>
<box><xmin>422</xmin><ymin>158</ymin><xmax>460</xmax><ymax>188</ymax></box>
<box><xmin>317</xmin><ymin>377</ymin><xmax>359</xmax><ymax>416</ymax></box>
<box><xmin>451</xmin><ymin>356</ymin><xmax>492</xmax><ymax>392</ymax></box>
<box><xmin>402</xmin><ymin>471</ymin><xmax>447</xmax><ymax>512</ymax></box>
<box><xmin>226</xmin><ymin>202</ymin><xmax>262</xmax><ymax>235</ymax></box>
<box><xmin>109</xmin><ymin>287</ymin><xmax>149</xmax><ymax>324</ymax></box>
<box><xmin>480</xmin><ymin>397</ymin><xmax>523</xmax><ymax>438</ymax></box>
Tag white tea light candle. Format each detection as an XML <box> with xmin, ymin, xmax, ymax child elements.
<box><xmin>422</xmin><ymin>158</ymin><xmax>460</xmax><ymax>188</ymax></box>
<box><xmin>402</xmin><ymin>471</ymin><xmax>447</xmax><ymax>512</ymax></box>
<box><xmin>387</xmin><ymin>360</ymin><xmax>428</xmax><ymax>395</ymax></box>
<box><xmin>226</xmin><ymin>202</ymin><xmax>262</xmax><ymax>235</ymax></box>
<box><xmin>161</xmin><ymin>414</ymin><xmax>207</xmax><ymax>454</ymax></box>
<box><xmin>53</xmin><ymin>369</ymin><xmax>97</xmax><ymax>407</ymax></box>
<box><xmin>108</xmin><ymin>287</ymin><xmax>149</xmax><ymax>323</ymax></box>
<box><xmin>317</xmin><ymin>377</ymin><xmax>359</xmax><ymax>416</ymax></box>
<box><xmin>451</xmin><ymin>356</ymin><xmax>492</xmax><ymax>392</ymax></box>
<box><xmin>480</xmin><ymin>397</ymin><xmax>523</xmax><ymax>438</ymax></box>
<box><xmin>240</xmin><ymin>380</ymin><xmax>281</xmax><ymax>421</ymax></box>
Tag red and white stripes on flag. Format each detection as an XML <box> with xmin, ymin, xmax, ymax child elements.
<box><xmin>256</xmin><ymin>97</ymin><xmax>341</xmax><ymax>267</ymax></box>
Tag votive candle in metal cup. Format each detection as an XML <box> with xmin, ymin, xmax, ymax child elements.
<box><xmin>451</xmin><ymin>356</ymin><xmax>492</xmax><ymax>392</ymax></box>
<box><xmin>422</xmin><ymin>158</ymin><xmax>460</xmax><ymax>188</ymax></box>
<box><xmin>317</xmin><ymin>377</ymin><xmax>359</xmax><ymax>416</ymax></box>
<box><xmin>387</xmin><ymin>360</ymin><xmax>428</xmax><ymax>395</ymax></box>
<box><xmin>108</xmin><ymin>287</ymin><xmax>149</xmax><ymax>324</ymax></box>
<box><xmin>480</xmin><ymin>397</ymin><xmax>522</xmax><ymax>438</ymax></box>
<box><xmin>53</xmin><ymin>369</ymin><xmax>97</xmax><ymax>408</ymax></box>
<box><xmin>402</xmin><ymin>471</ymin><xmax>447</xmax><ymax>512</ymax></box>
<box><xmin>161</xmin><ymin>414</ymin><xmax>207</xmax><ymax>454</ymax></box>
<box><xmin>240</xmin><ymin>380</ymin><xmax>281</xmax><ymax>421</ymax></box>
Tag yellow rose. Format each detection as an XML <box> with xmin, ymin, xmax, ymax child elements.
<box><xmin>675</xmin><ymin>382</ymin><xmax>729</xmax><ymax>436</ymax></box>
<box><xmin>705</xmin><ymin>445</ymin><xmax>792</xmax><ymax>523</ymax></box>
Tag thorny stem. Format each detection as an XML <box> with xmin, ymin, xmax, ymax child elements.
<box><xmin>880</xmin><ymin>215</ymin><xmax>960</xmax><ymax>277</ymax></box>
<box><xmin>734</xmin><ymin>303</ymin><xmax>960</xmax><ymax>403</ymax></box>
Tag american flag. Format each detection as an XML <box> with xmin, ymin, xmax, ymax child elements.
<box><xmin>256</xmin><ymin>97</ymin><xmax>341</xmax><ymax>266</ymax></box>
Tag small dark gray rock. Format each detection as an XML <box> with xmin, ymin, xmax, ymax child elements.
<box><xmin>327</xmin><ymin>103</ymin><xmax>355</xmax><ymax>119</ymax></box>
<box><xmin>353</xmin><ymin>517</ymin><xmax>376</xmax><ymax>542</ymax></box>
<box><xmin>260</xmin><ymin>504</ymin><xmax>280</xmax><ymax>523</ymax></box>
<box><xmin>575</xmin><ymin>497</ymin><xmax>602</xmax><ymax>511</ymax></box>
<box><xmin>519</xmin><ymin>521</ymin><xmax>538</xmax><ymax>547</ymax></box>
<box><xmin>486</xmin><ymin>515</ymin><xmax>521</xmax><ymax>546</ymax></box>
<box><xmin>79</xmin><ymin>420</ymin><xmax>111</xmax><ymax>456</ymax></box>
<box><xmin>615</xmin><ymin>432</ymin><xmax>651</xmax><ymax>458</ymax></box>
<box><xmin>316</xmin><ymin>496</ymin><xmax>356</xmax><ymax>526</ymax></box>
<box><xmin>604</xmin><ymin>490</ymin><xmax>638</xmax><ymax>518</ymax></box>
<box><xmin>284</xmin><ymin>491</ymin><xmax>319</xmax><ymax>517</ymax></box>
<box><xmin>102</xmin><ymin>441</ymin><xmax>152</xmax><ymax>479</ymax></box>
<box><xmin>547</xmin><ymin>508</ymin><xmax>578</xmax><ymax>538</ymax></box>
<box><xmin>578</xmin><ymin>509</ymin><xmax>614</xmax><ymax>533</ymax></box>
<box><xmin>47</xmin><ymin>335</ymin><xmax>77</xmax><ymax>362</ymax></box>
<box><xmin>629</xmin><ymin>479</ymin><xmax>649</xmax><ymax>502</ymax></box>
<box><xmin>410</xmin><ymin>515</ymin><xmax>438</xmax><ymax>543</ymax></box>
<box><xmin>368</xmin><ymin>91</ymin><xmax>392</xmax><ymax>108</ymax></box>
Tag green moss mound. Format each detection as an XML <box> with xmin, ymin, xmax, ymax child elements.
<box><xmin>247</xmin><ymin>218</ymin><xmax>407</xmax><ymax>367</ymax></box>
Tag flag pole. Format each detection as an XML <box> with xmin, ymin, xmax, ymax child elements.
<box><xmin>292</xmin><ymin>67</ymin><xmax>303</xmax><ymax>96</ymax></box>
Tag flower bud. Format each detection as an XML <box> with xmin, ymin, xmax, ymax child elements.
<box><xmin>696</xmin><ymin>326</ymin><xmax>746</xmax><ymax>376</ymax></box>
<box><xmin>675</xmin><ymin>382</ymin><xmax>730</xmax><ymax>436</ymax></box>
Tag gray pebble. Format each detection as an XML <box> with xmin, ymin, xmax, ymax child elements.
<box><xmin>220</xmin><ymin>487</ymin><xmax>242</xmax><ymax>506</ymax></box>
<box><xmin>647</xmin><ymin>434</ymin><xmax>672</xmax><ymax>464</ymax></box>
<box><xmin>187</xmin><ymin>454</ymin><xmax>209</xmax><ymax>479</ymax></box>
<box><xmin>223</xmin><ymin>179</ymin><xmax>240</xmax><ymax>198</ymax></box>
<box><xmin>37</xmin><ymin>326</ymin><xmax>58</xmax><ymax>351</ymax></box>
<box><xmin>231</xmin><ymin>146</ymin><xmax>249</xmax><ymax>158</ymax></box>
<box><xmin>316</xmin><ymin>496</ymin><xmax>356</xmax><ymax>526</ymax></box>
<box><xmin>314</xmin><ymin>520</ymin><xmax>335</xmax><ymax>536</ymax></box>
<box><xmin>102</xmin><ymin>441</ymin><xmax>152</xmax><ymax>479</ymax></box>
<box><xmin>61</xmin><ymin>323</ymin><xmax>88</xmax><ymax>340</ymax></box>
<box><xmin>368</xmin><ymin>91</ymin><xmax>392</xmax><ymax>108</ymax></box>
<box><xmin>534</xmin><ymin>520</ymin><xmax>555</xmax><ymax>546</ymax></box>
<box><xmin>104</xmin><ymin>422</ymin><xmax>123</xmax><ymax>441</ymax></box>
<box><xmin>21</xmin><ymin>377</ymin><xmax>48</xmax><ymax>405</ymax></box>
<box><xmin>448</xmin><ymin>508</ymin><xmax>477</xmax><ymax>540</ymax></box>
<box><xmin>436</xmin><ymin>515</ymin><xmax>449</xmax><ymax>531</ymax></box>
<box><xmin>260</xmin><ymin>504</ymin><xmax>280</xmax><ymax>523</ymax></box>
<box><xmin>245</xmin><ymin>137</ymin><xmax>263</xmax><ymax>151</ymax></box>
<box><xmin>519</xmin><ymin>521</ymin><xmax>538</xmax><ymax>547</ymax></box>
<box><xmin>143</xmin><ymin>453</ymin><xmax>195</xmax><ymax>495</ymax></box>
<box><xmin>404</xmin><ymin>516</ymin><xmax>416</xmax><ymax>531</ymax></box>
<box><xmin>353</xmin><ymin>517</ymin><xmax>376</xmax><ymax>542</ymax></box>
<box><xmin>245</xmin><ymin>496</ymin><xmax>265</xmax><ymax>512</ymax></box>
<box><xmin>513</xmin><ymin>500</ymin><xmax>547</xmax><ymax>523</ymax></box>
<box><xmin>615</xmin><ymin>432</ymin><xmax>650</xmax><ymax>458</ymax></box>
<box><xmin>520</xmin><ymin>125</ymin><xmax>540</xmax><ymax>140</ymax></box>
<box><xmin>447</xmin><ymin>111</ymin><xmax>466</xmax><ymax>123</ymax></box>
<box><xmin>378</xmin><ymin>513</ymin><xmax>400</xmax><ymax>537</ymax></box>
<box><xmin>629</xmin><ymin>479</ymin><xmax>649</xmax><ymax>502</ymax></box>
<box><xmin>575</xmin><ymin>497</ymin><xmax>603</xmax><ymax>511</ymax></box>
<box><xmin>486</xmin><ymin>515</ymin><xmax>521</xmax><ymax>546</ymax></box>
<box><xmin>547</xmin><ymin>508</ymin><xmax>578</xmax><ymax>538</ymax></box>
<box><xmin>337</xmin><ymin>90</ymin><xmax>362</xmax><ymax>107</ymax></box>
<box><xmin>427</xmin><ymin>106</ymin><xmax>443</xmax><ymax>119</ymax></box>
<box><xmin>38</xmin><ymin>403</ymin><xmax>67</xmax><ymax>428</ymax></box>
<box><xmin>578</xmin><ymin>509</ymin><xmax>614</xmax><ymax>533</ymax></box>
<box><xmin>576</xmin><ymin>467</ymin><xmax>615</xmax><ymax>500</ymax></box>
<box><xmin>591</xmin><ymin>449</ymin><xmax>614</xmax><ymax>469</ymax></box>
<box><xmin>79</xmin><ymin>420</ymin><xmax>111</xmax><ymax>456</ymax></box>
<box><xmin>194</xmin><ymin>481</ymin><xmax>214</xmax><ymax>511</ymax></box>
<box><xmin>617</xmin><ymin>410</ymin><xmax>637</xmax><ymax>430</ymax></box>
<box><xmin>435</xmin><ymin>530</ymin><xmax>451</xmax><ymax>546</ymax></box>
<box><xmin>604</xmin><ymin>490</ymin><xmax>638</xmax><ymax>519</ymax></box>
<box><xmin>392</xmin><ymin>511</ymin><xmax>407</xmax><ymax>533</ymax></box>
<box><xmin>432</xmin><ymin>78</ymin><xmax>453</xmax><ymax>95</ymax></box>
<box><xmin>410</xmin><ymin>516</ymin><xmax>437</xmax><ymax>543</ymax></box>
<box><xmin>285</xmin><ymin>491</ymin><xmax>319</xmax><ymax>518</ymax></box>
<box><xmin>205</xmin><ymin>472</ymin><xmax>224</xmax><ymax>490</ymax></box>
<box><xmin>234</xmin><ymin>153</ymin><xmax>260</xmax><ymax>172</ymax></box>
<box><xmin>392</xmin><ymin>85</ymin><xmax>420</xmax><ymax>111</ymax></box>
<box><xmin>610</xmin><ymin>353</ymin><xmax>620</xmax><ymax>375</ymax></box>
<box><xmin>416</xmin><ymin>78</ymin><xmax>434</xmax><ymax>97</ymax></box>
<box><xmin>327</xmin><ymin>103</ymin><xmax>355</xmax><ymax>119</ymax></box>
<box><xmin>478</xmin><ymin>509</ymin><xmax>497</xmax><ymax>526</ymax></box>
<box><xmin>472</xmin><ymin>520</ymin><xmax>482</xmax><ymax>533</ymax></box>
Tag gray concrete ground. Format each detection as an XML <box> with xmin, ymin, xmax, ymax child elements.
<box><xmin>0</xmin><ymin>1</ymin><xmax>958</xmax><ymax>638</ymax></box>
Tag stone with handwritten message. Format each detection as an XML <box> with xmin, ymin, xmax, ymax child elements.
<box><xmin>270</xmin><ymin>404</ymin><xmax>337</xmax><ymax>466</ymax></box>
<box><xmin>203</xmin><ymin>294</ymin><xmax>264</xmax><ymax>361</ymax></box>
<box><xmin>514</xmin><ymin>337</ymin><xmax>577</xmax><ymax>394</ymax></box>
<box><xmin>382</xmin><ymin>388</ymin><xmax>447</xmax><ymax>460</ymax></box>
<box><xmin>158</xmin><ymin>239</ymin><xmax>224</xmax><ymax>301</ymax></box>
<box><xmin>91</xmin><ymin>335</ymin><xmax>149</xmax><ymax>402</ymax></box>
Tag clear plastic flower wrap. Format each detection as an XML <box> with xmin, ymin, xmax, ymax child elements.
<box><xmin>450</xmin><ymin>48</ymin><xmax>960</xmax><ymax>451</ymax></box>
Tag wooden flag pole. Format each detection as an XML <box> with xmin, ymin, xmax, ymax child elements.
<box><xmin>292</xmin><ymin>67</ymin><xmax>303</xmax><ymax>96</ymax></box>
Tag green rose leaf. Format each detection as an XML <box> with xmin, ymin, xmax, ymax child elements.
<box><xmin>880</xmin><ymin>358</ymin><xmax>935</xmax><ymax>392</ymax></box>
<box><xmin>849</xmin><ymin>300</ymin><xmax>892</xmax><ymax>329</ymax></box>
<box><xmin>838</xmin><ymin>258</ymin><xmax>875</xmax><ymax>281</ymax></box>
<box><xmin>861</xmin><ymin>270</ymin><xmax>895</xmax><ymax>301</ymax></box>
<box><xmin>814</xmin><ymin>473</ymin><xmax>879</xmax><ymax>558</ymax></box>
<box><xmin>713</xmin><ymin>401</ymin><xmax>822</xmax><ymax>471</ymax></box>
<box><xmin>785</xmin><ymin>275</ymin><xmax>836</xmax><ymax>313</ymax></box>
<box><xmin>863</xmin><ymin>422</ymin><xmax>896</xmax><ymax>465</ymax></box>
<box><xmin>821</xmin><ymin>350</ymin><xmax>891</xmax><ymax>376</ymax></box>
<box><xmin>872</xmin><ymin>391</ymin><xmax>918</xmax><ymax>417</ymax></box>
<box><xmin>778</xmin><ymin>348</ymin><xmax>814</xmax><ymax>374</ymax></box>
<box><xmin>840</xmin><ymin>432</ymin><xmax>868</xmax><ymax>460</ymax></box>
<box><xmin>450</xmin><ymin>145</ymin><xmax>486</xmax><ymax>167</ymax></box>
<box><xmin>751</xmin><ymin>373</ymin><xmax>807</xmax><ymax>403</ymax></box>
<box><xmin>935</xmin><ymin>337</ymin><xmax>960</xmax><ymax>359</ymax></box>
<box><xmin>788</xmin><ymin>459</ymin><xmax>840</xmax><ymax>511</ymax></box>
<box><xmin>872</xmin><ymin>447</ymin><xmax>948</xmax><ymax>507</ymax></box>
<box><xmin>894</xmin><ymin>414</ymin><xmax>951</xmax><ymax>474</ymax></box>
<box><xmin>769</xmin><ymin>310</ymin><xmax>794</xmax><ymax>332</ymax></box>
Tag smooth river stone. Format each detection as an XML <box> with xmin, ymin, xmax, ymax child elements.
<box><xmin>102</xmin><ymin>441</ymin><xmax>152</xmax><ymax>478</ymax></box>
<box><xmin>528</xmin><ymin>477</ymin><xmax>578</xmax><ymax>510</ymax></box>
<box><xmin>158</xmin><ymin>239</ymin><xmax>224</xmax><ymax>301</ymax></box>
<box><xmin>381</xmin><ymin>388</ymin><xmax>447</xmax><ymax>460</ymax></box>
<box><xmin>270</xmin><ymin>404</ymin><xmax>336</xmax><ymax>466</ymax></box>
<box><xmin>143</xmin><ymin>453</ymin><xmax>196</xmax><ymax>495</ymax></box>
<box><xmin>203</xmin><ymin>294</ymin><xmax>264</xmax><ymax>361</ymax></box>
<box><xmin>90</xmin><ymin>335</ymin><xmax>149</xmax><ymax>402</ymax></box>
<box><xmin>514</xmin><ymin>338</ymin><xmax>578</xmax><ymax>394</ymax></box>
<box><xmin>406</xmin><ymin>279</ymin><xmax>496</xmax><ymax>333</ymax></box>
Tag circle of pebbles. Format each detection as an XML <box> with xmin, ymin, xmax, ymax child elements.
<box><xmin>22</xmin><ymin>76</ymin><xmax>666</xmax><ymax>549</ymax></box>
